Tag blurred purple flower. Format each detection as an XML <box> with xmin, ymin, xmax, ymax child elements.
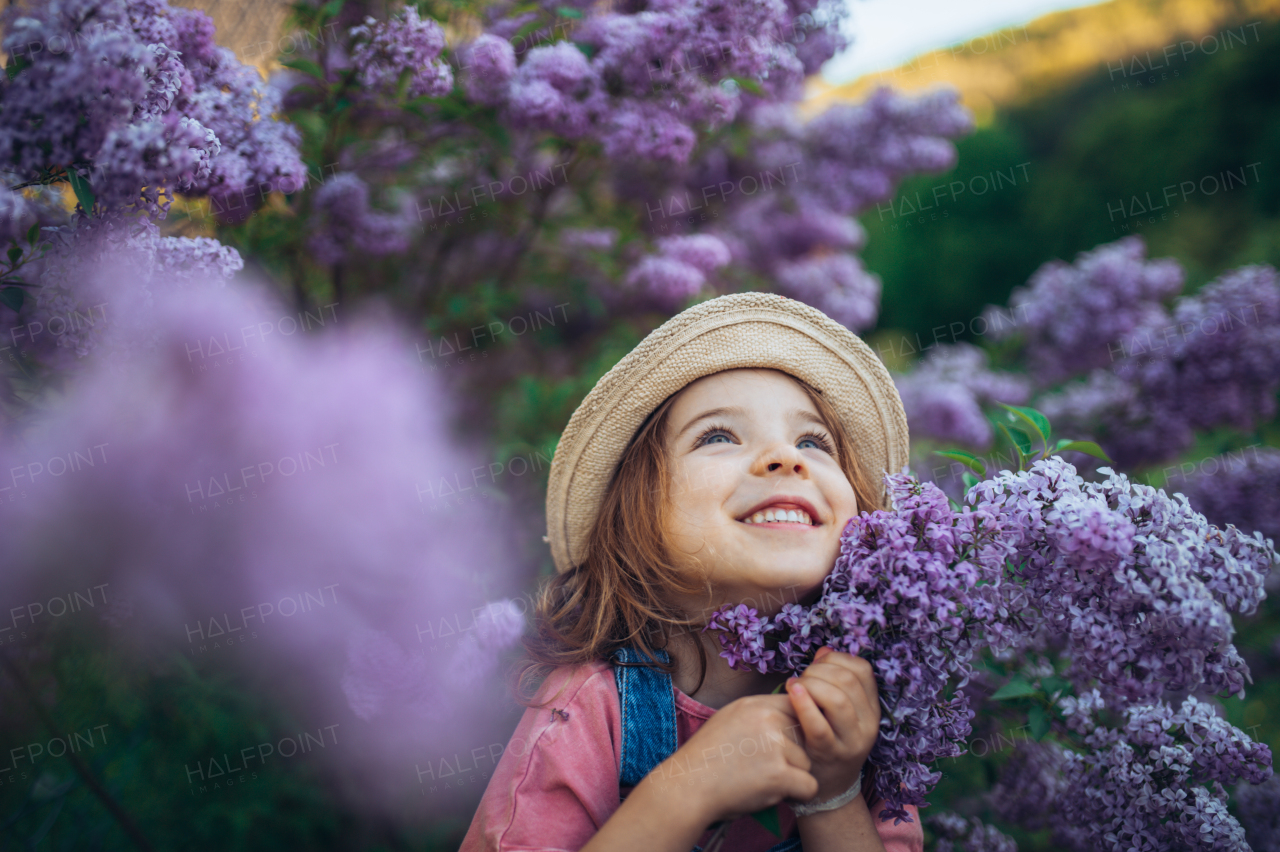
<box><xmin>307</xmin><ymin>173</ymin><xmax>413</xmax><ymax>265</ymax></box>
<box><xmin>893</xmin><ymin>343</ymin><xmax>1032</xmax><ymax>448</ymax></box>
<box><xmin>0</xmin><ymin>253</ymin><xmax>525</xmax><ymax>814</ymax></box>
<box><xmin>350</xmin><ymin>7</ymin><xmax>453</xmax><ymax>99</ymax></box>
<box><xmin>1177</xmin><ymin>447</ymin><xmax>1280</xmax><ymax>543</ymax></box>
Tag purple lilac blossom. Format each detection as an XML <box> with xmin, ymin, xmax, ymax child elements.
<box><xmin>0</xmin><ymin>0</ymin><xmax>303</xmax><ymax>217</ymax></box>
<box><xmin>350</xmin><ymin>7</ymin><xmax>453</xmax><ymax>99</ymax></box>
<box><xmin>706</xmin><ymin>473</ymin><xmax>1016</xmax><ymax>823</ymax></box>
<box><xmin>1032</xmin><ymin>262</ymin><xmax>1280</xmax><ymax>469</ymax></box>
<box><xmin>461</xmin><ymin>34</ymin><xmax>518</xmax><ymax>106</ymax></box>
<box><xmin>965</xmin><ymin>456</ymin><xmax>1274</xmax><ymax>702</ymax></box>
<box><xmin>307</xmin><ymin>172</ymin><xmax>413</xmax><ymax>265</ymax></box>
<box><xmin>773</xmin><ymin>252</ymin><xmax>880</xmax><ymax>332</ymax></box>
<box><xmin>625</xmin><ymin>233</ymin><xmax>731</xmax><ymax>306</ymax></box>
<box><xmin>996</xmin><ymin>693</ymin><xmax>1273</xmax><ymax>852</ymax></box>
<box><xmin>928</xmin><ymin>812</ymin><xmax>1018</xmax><ymax>852</ymax></box>
<box><xmin>0</xmin><ymin>260</ymin><xmax>524</xmax><ymax>814</ymax></box>
<box><xmin>1033</xmin><ymin>368</ymin><xmax>1195</xmax><ymax>470</ymax></box>
<box><xmin>1115</xmin><ymin>264</ymin><xmax>1280</xmax><ymax>435</ymax></box>
<box><xmin>1175</xmin><ymin>447</ymin><xmax>1280</xmax><ymax>543</ymax></box>
<box><xmin>1234</xmin><ymin>774</ymin><xmax>1280</xmax><ymax>852</ymax></box>
<box><xmin>892</xmin><ymin>343</ymin><xmax>1032</xmax><ymax>449</ymax></box>
<box><xmin>986</xmin><ymin>236</ymin><xmax>1183</xmax><ymax>385</ymax></box>
<box><xmin>476</xmin><ymin>0</ymin><xmax>849</xmax><ymax>162</ymax></box>
<box><xmin>3</xmin><ymin>213</ymin><xmax>242</xmax><ymax>364</ymax></box>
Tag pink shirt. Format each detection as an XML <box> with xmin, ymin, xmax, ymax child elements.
<box><xmin>459</xmin><ymin>659</ymin><xmax>923</xmax><ymax>852</ymax></box>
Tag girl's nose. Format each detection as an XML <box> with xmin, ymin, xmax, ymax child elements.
<box><xmin>754</xmin><ymin>441</ymin><xmax>808</xmax><ymax>477</ymax></box>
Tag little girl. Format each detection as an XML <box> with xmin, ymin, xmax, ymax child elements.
<box><xmin>460</xmin><ymin>293</ymin><xmax>921</xmax><ymax>852</ymax></box>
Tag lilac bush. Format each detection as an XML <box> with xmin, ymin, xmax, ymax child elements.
<box><xmin>985</xmin><ymin>236</ymin><xmax>1183</xmax><ymax>385</ymax></box>
<box><xmin>0</xmin><ymin>0</ymin><xmax>303</xmax><ymax>216</ymax></box>
<box><xmin>1177</xmin><ymin>447</ymin><xmax>1280</xmax><ymax>542</ymax></box>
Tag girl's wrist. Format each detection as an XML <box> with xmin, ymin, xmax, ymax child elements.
<box><xmin>793</xmin><ymin>767</ymin><xmax>864</xmax><ymax>818</ymax></box>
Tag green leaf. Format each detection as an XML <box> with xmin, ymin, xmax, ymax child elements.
<box><xmin>961</xmin><ymin>471</ymin><xmax>980</xmax><ymax>492</ymax></box>
<box><xmin>1040</xmin><ymin>676</ymin><xmax>1071</xmax><ymax>697</ymax></box>
<box><xmin>1028</xmin><ymin>705</ymin><xmax>1050</xmax><ymax>741</ymax></box>
<box><xmin>396</xmin><ymin>65</ymin><xmax>414</xmax><ymax>100</ymax></box>
<box><xmin>998</xmin><ymin>423</ymin><xmax>1032</xmax><ymax>456</ymax></box>
<box><xmin>1053</xmin><ymin>437</ymin><xmax>1075</xmax><ymax>451</ymax></box>
<box><xmin>4</xmin><ymin>56</ymin><xmax>30</xmax><ymax>82</ymax></box>
<box><xmin>749</xmin><ymin>805</ymin><xmax>781</xmax><ymax>837</ymax></box>
<box><xmin>320</xmin><ymin>0</ymin><xmax>345</xmax><ymax>21</ymax></box>
<box><xmin>997</xmin><ymin>403</ymin><xmax>1051</xmax><ymax>450</ymax></box>
<box><xmin>6</xmin><ymin>246</ymin><xmax>21</xmax><ymax>267</ymax></box>
<box><xmin>556</xmin><ymin>6</ymin><xmax>584</xmax><ymax>17</ymax></box>
<box><xmin>26</xmin><ymin>222</ymin><xmax>40</xmax><ymax>247</ymax></box>
<box><xmin>1054</xmin><ymin>441</ymin><xmax>1113</xmax><ymax>463</ymax></box>
<box><xmin>0</xmin><ymin>287</ymin><xmax>24</xmax><ymax>312</ymax></box>
<box><xmin>67</xmin><ymin>169</ymin><xmax>96</xmax><ymax>214</ymax></box>
<box><xmin>991</xmin><ymin>679</ymin><xmax>1038</xmax><ymax>700</ymax></box>
<box><xmin>729</xmin><ymin>75</ymin><xmax>765</xmax><ymax>96</ymax></box>
<box><xmin>283</xmin><ymin>58</ymin><xmax>327</xmax><ymax>80</ymax></box>
<box><xmin>934</xmin><ymin>450</ymin><xmax>986</xmax><ymax>476</ymax></box>
<box><xmin>573</xmin><ymin>41</ymin><xmax>596</xmax><ymax>59</ymax></box>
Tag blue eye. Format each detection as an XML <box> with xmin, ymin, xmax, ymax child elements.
<box><xmin>693</xmin><ymin>425</ymin><xmax>737</xmax><ymax>448</ymax></box>
<box><xmin>798</xmin><ymin>433</ymin><xmax>835</xmax><ymax>453</ymax></box>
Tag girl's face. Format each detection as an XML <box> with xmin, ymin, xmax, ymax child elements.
<box><xmin>660</xmin><ymin>368</ymin><xmax>858</xmax><ymax>619</ymax></box>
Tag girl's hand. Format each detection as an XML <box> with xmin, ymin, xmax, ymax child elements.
<box><xmin>784</xmin><ymin>646</ymin><xmax>880</xmax><ymax>805</ymax></box>
<box><xmin>640</xmin><ymin>693</ymin><xmax>819</xmax><ymax>826</ymax></box>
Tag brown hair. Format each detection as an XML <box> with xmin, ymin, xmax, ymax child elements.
<box><xmin>516</xmin><ymin>370</ymin><xmax>885</xmax><ymax>709</ymax></box>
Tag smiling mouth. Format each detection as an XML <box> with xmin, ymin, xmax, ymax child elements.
<box><xmin>739</xmin><ymin>506</ymin><xmax>818</xmax><ymax>527</ymax></box>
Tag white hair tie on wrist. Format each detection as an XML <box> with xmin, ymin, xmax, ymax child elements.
<box><xmin>791</xmin><ymin>768</ymin><xmax>864</xmax><ymax>817</ymax></box>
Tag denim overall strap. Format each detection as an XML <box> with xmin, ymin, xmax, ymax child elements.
<box><xmin>612</xmin><ymin>645</ymin><xmax>803</xmax><ymax>852</ymax></box>
<box><xmin>612</xmin><ymin>645</ymin><xmax>678</xmax><ymax>788</ymax></box>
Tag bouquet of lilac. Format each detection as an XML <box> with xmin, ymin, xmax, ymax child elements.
<box><xmin>706</xmin><ymin>405</ymin><xmax>1277</xmax><ymax>841</ymax></box>
<box><xmin>706</xmin><ymin>472</ymin><xmax>1017</xmax><ymax>823</ymax></box>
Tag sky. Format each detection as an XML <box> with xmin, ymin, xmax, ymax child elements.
<box><xmin>821</xmin><ymin>0</ymin><xmax>1109</xmax><ymax>84</ymax></box>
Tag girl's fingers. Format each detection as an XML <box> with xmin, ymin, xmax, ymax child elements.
<box><xmin>786</xmin><ymin>678</ymin><xmax>837</xmax><ymax>751</ymax></box>
<box><xmin>807</xmin><ymin>651</ymin><xmax>879</xmax><ymax>713</ymax></box>
<box><xmin>792</xmin><ymin>672</ymin><xmax>860</xmax><ymax>741</ymax></box>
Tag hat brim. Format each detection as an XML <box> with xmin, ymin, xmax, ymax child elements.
<box><xmin>545</xmin><ymin>292</ymin><xmax>910</xmax><ymax>574</ymax></box>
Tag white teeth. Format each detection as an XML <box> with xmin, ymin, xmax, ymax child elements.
<box><xmin>800</xmin><ymin>511</ymin><xmax>810</xmax><ymax>525</ymax></box>
<box><xmin>752</xmin><ymin>512</ymin><xmax>764</xmax><ymax>524</ymax></box>
<box><xmin>788</xmin><ymin>510</ymin><xmax>800</xmax><ymax>522</ymax></box>
<box><xmin>764</xmin><ymin>509</ymin><xmax>775</xmax><ymax>522</ymax></box>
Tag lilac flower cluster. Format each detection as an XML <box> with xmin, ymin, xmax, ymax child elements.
<box><xmin>1177</xmin><ymin>447</ymin><xmax>1280</xmax><ymax>542</ymax></box>
<box><xmin>350</xmin><ymin>8</ymin><xmax>453</xmax><ymax>100</ymax></box>
<box><xmin>624</xmin><ymin>233</ymin><xmax>731</xmax><ymax>306</ymax></box>
<box><xmin>1034</xmin><ymin>262</ymin><xmax>1280</xmax><ymax>469</ymax></box>
<box><xmin>7</xmin><ymin>213</ymin><xmax>242</xmax><ymax>363</ymax></box>
<box><xmin>928</xmin><ymin>811</ymin><xmax>1018</xmax><ymax>852</ymax></box>
<box><xmin>965</xmin><ymin>456</ymin><xmax>1273</xmax><ymax>702</ymax></box>
<box><xmin>986</xmin><ymin>236</ymin><xmax>1183</xmax><ymax>385</ymax></box>
<box><xmin>1115</xmin><ymin>264</ymin><xmax>1280</xmax><ymax>435</ymax></box>
<box><xmin>710</xmin><ymin>87</ymin><xmax>971</xmax><ymax>328</ymax></box>
<box><xmin>706</xmin><ymin>473</ymin><xmax>1016</xmax><ymax>822</ymax></box>
<box><xmin>995</xmin><ymin>693</ymin><xmax>1272</xmax><ymax>852</ymax></box>
<box><xmin>461</xmin><ymin>0</ymin><xmax>849</xmax><ymax>162</ymax></box>
<box><xmin>0</xmin><ymin>0</ymin><xmax>303</xmax><ymax>216</ymax></box>
<box><xmin>892</xmin><ymin>343</ymin><xmax>1032</xmax><ymax>449</ymax></box>
<box><xmin>1234</xmin><ymin>774</ymin><xmax>1280</xmax><ymax>852</ymax></box>
<box><xmin>307</xmin><ymin>173</ymin><xmax>414</xmax><ymax>265</ymax></box>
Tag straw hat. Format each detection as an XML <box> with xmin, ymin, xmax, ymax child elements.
<box><xmin>545</xmin><ymin>292</ymin><xmax>910</xmax><ymax>574</ymax></box>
